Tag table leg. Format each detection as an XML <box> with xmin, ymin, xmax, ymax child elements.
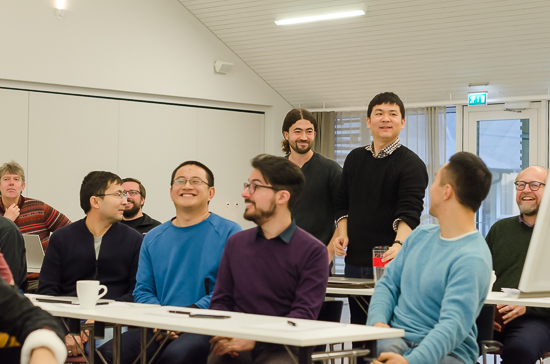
<box><xmin>299</xmin><ymin>346</ymin><xmax>312</xmax><ymax>364</ymax></box>
<box><xmin>112</xmin><ymin>324</ymin><xmax>122</xmax><ymax>364</ymax></box>
<box><xmin>141</xmin><ymin>328</ymin><xmax>147</xmax><ymax>364</ymax></box>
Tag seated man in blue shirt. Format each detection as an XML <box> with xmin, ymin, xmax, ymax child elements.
<box><xmin>208</xmin><ymin>154</ymin><xmax>329</xmax><ymax>364</ymax></box>
<box><xmin>97</xmin><ymin>161</ymin><xmax>241</xmax><ymax>364</ymax></box>
<box><xmin>367</xmin><ymin>152</ymin><xmax>493</xmax><ymax>364</ymax></box>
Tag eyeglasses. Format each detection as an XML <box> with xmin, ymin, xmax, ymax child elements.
<box><xmin>173</xmin><ymin>178</ymin><xmax>210</xmax><ymax>187</ymax></box>
<box><xmin>243</xmin><ymin>182</ymin><xmax>278</xmax><ymax>194</ymax></box>
<box><xmin>124</xmin><ymin>190</ymin><xmax>141</xmax><ymax>197</ymax></box>
<box><xmin>97</xmin><ymin>191</ymin><xmax>127</xmax><ymax>199</ymax></box>
<box><xmin>514</xmin><ymin>181</ymin><xmax>546</xmax><ymax>191</ymax></box>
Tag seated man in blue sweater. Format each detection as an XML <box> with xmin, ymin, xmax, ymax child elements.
<box><xmin>208</xmin><ymin>154</ymin><xmax>328</xmax><ymax>364</ymax></box>
<box><xmin>97</xmin><ymin>161</ymin><xmax>241</xmax><ymax>364</ymax></box>
<box><xmin>367</xmin><ymin>152</ymin><xmax>493</xmax><ymax>364</ymax></box>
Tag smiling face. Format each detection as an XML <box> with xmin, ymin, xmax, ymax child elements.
<box><xmin>242</xmin><ymin>168</ymin><xmax>278</xmax><ymax>226</ymax></box>
<box><xmin>366</xmin><ymin>103</ymin><xmax>405</xmax><ymax>145</ymax></box>
<box><xmin>170</xmin><ymin>164</ymin><xmax>214</xmax><ymax>211</ymax></box>
<box><xmin>283</xmin><ymin>119</ymin><xmax>316</xmax><ymax>155</ymax></box>
<box><xmin>0</xmin><ymin>173</ymin><xmax>25</xmax><ymax>200</ymax></box>
<box><xmin>516</xmin><ymin>167</ymin><xmax>548</xmax><ymax>217</ymax></box>
<box><xmin>122</xmin><ymin>181</ymin><xmax>143</xmax><ymax>218</ymax></box>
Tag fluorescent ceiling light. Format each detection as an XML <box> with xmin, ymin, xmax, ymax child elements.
<box><xmin>275</xmin><ymin>5</ymin><xmax>366</xmax><ymax>26</ymax></box>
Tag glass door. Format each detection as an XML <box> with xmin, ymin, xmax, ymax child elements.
<box><xmin>463</xmin><ymin>104</ymin><xmax>540</xmax><ymax>236</ymax></box>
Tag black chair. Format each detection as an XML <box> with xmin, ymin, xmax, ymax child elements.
<box><xmin>313</xmin><ymin>300</ymin><xmax>344</xmax><ymax>363</ymax></box>
<box><xmin>476</xmin><ymin>304</ymin><xmax>502</xmax><ymax>364</ymax></box>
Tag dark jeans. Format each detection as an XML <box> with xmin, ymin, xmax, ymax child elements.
<box><xmin>96</xmin><ymin>329</ymin><xmax>211</xmax><ymax>364</ymax></box>
<box><xmin>494</xmin><ymin>315</ymin><xmax>550</xmax><ymax>364</ymax></box>
<box><xmin>345</xmin><ymin>264</ymin><xmax>373</xmax><ymax>350</ymax></box>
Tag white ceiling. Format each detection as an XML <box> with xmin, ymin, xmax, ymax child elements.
<box><xmin>178</xmin><ymin>0</ymin><xmax>550</xmax><ymax>109</ymax></box>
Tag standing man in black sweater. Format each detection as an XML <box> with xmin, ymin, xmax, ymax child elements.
<box><xmin>334</xmin><ymin>92</ymin><xmax>428</xmax><ymax>327</ymax></box>
<box><xmin>282</xmin><ymin>108</ymin><xmax>342</xmax><ymax>262</ymax></box>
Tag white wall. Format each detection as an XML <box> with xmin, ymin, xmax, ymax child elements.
<box><xmin>0</xmin><ymin>0</ymin><xmax>293</xmax><ymax>227</ymax></box>
<box><xmin>0</xmin><ymin>0</ymin><xmax>291</xmax><ymax>153</ymax></box>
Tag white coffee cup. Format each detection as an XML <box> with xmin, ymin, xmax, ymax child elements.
<box><xmin>77</xmin><ymin>280</ymin><xmax>108</xmax><ymax>309</ymax></box>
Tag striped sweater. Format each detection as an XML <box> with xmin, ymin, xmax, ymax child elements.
<box><xmin>0</xmin><ymin>196</ymin><xmax>71</xmax><ymax>252</ymax></box>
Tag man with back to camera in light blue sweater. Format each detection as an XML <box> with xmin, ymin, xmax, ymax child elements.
<box><xmin>367</xmin><ymin>152</ymin><xmax>493</xmax><ymax>364</ymax></box>
<box><xmin>97</xmin><ymin>161</ymin><xmax>241</xmax><ymax>364</ymax></box>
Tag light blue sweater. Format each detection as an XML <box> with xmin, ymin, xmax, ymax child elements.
<box><xmin>133</xmin><ymin>213</ymin><xmax>241</xmax><ymax>308</ymax></box>
<box><xmin>367</xmin><ymin>224</ymin><xmax>492</xmax><ymax>364</ymax></box>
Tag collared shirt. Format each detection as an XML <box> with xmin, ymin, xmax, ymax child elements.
<box><xmin>256</xmin><ymin>220</ymin><xmax>297</xmax><ymax>244</ymax></box>
<box><xmin>519</xmin><ymin>214</ymin><xmax>534</xmax><ymax>228</ymax></box>
<box><xmin>365</xmin><ymin>138</ymin><xmax>402</xmax><ymax>159</ymax></box>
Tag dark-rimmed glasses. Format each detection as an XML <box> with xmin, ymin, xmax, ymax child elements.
<box><xmin>97</xmin><ymin>191</ymin><xmax>127</xmax><ymax>199</ymax></box>
<box><xmin>124</xmin><ymin>190</ymin><xmax>141</xmax><ymax>197</ymax></box>
<box><xmin>514</xmin><ymin>181</ymin><xmax>545</xmax><ymax>191</ymax></box>
<box><xmin>243</xmin><ymin>182</ymin><xmax>278</xmax><ymax>194</ymax></box>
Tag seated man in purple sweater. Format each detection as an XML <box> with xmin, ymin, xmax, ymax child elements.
<box><xmin>208</xmin><ymin>154</ymin><xmax>329</xmax><ymax>364</ymax></box>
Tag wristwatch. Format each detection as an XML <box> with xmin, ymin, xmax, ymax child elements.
<box><xmin>394</xmin><ymin>240</ymin><xmax>403</xmax><ymax>246</ymax></box>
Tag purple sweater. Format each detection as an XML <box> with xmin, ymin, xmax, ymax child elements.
<box><xmin>210</xmin><ymin>224</ymin><xmax>328</xmax><ymax>320</ymax></box>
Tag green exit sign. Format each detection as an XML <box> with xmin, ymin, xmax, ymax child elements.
<box><xmin>468</xmin><ymin>92</ymin><xmax>488</xmax><ymax>106</ymax></box>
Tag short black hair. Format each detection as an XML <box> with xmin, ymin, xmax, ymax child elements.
<box><xmin>281</xmin><ymin>108</ymin><xmax>318</xmax><ymax>155</ymax></box>
<box><xmin>170</xmin><ymin>161</ymin><xmax>214</xmax><ymax>187</ymax></box>
<box><xmin>442</xmin><ymin>152</ymin><xmax>492</xmax><ymax>212</ymax></box>
<box><xmin>80</xmin><ymin>171</ymin><xmax>123</xmax><ymax>213</ymax></box>
<box><xmin>367</xmin><ymin>92</ymin><xmax>405</xmax><ymax>119</ymax></box>
<box><xmin>251</xmin><ymin>154</ymin><xmax>305</xmax><ymax>211</ymax></box>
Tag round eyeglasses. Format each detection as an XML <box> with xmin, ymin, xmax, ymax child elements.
<box><xmin>514</xmin><ymin>181</ymin><xmax>545</xmax><ymax>191</ymax></box>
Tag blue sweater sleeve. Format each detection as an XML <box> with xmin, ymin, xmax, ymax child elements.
<box><xmin>404</xmin><ymin>254</ymin><xmax>491</xmax><ymax>364</ymax></box>
<box><xmin>133</xmin><ymin>239</ymin><xmax>160</xmax><ymax>305</ymax></box>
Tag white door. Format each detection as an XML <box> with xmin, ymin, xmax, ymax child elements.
<box><xmin>463</xmin><ymin>103</ymin><xmax>543</xmax><ymax>236</ymax></box>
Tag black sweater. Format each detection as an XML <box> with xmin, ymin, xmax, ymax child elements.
<box><xmin>335</xmin><ymin>146</ymin><xmax>428</xmax><ymax>266</ymax></box>
<box><xmin>37</xmin><ymin>218</ymin><xmax>142</xmax><ymax>302</ymax></box>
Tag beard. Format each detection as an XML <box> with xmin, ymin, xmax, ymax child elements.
<box><xmin>243</xmin><ymin>198</ymin><xmax>276</xmax><ymax>226</ymax></box>
<box><xmin>518</xmin><ymin>202</ymin><xmax>539</xmax><ymax>216</ymax></box>
<box><xmin>289</xmin><ymin>140</ymin><xmax>312</xmax><ymax>154</ymax></box>
<box><xmin>123</xmin><ymin>201</ymin><xmax>141</xmax><ymax>219</ymax></box>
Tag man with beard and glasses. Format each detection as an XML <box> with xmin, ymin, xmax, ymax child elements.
<box><xmin>486</xmin><ymin>166</ymin><xmax>550</xmax><ymax>364</ymax></box>
<box><xmin>282</xmin><ymin>109</ymin><xmax>342</xmax><ymax>262</ymax></box>
<box><xmin>207</xmin><ymin>154</ymin><xmax>328</xmax><ymax>364</ymax></box>
<box><xmin>97</xmin><ymin>161</ymin><xmax>241</xmax><ymax>364</ymax></box>
<box><xmin>120</xmin><ymin>178</ymin><xmax>161</xmax><ymax>235</ymax></box>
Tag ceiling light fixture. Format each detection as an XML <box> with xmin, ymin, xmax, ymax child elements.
<box><xmin>275</xmin><ymin>4</ymin><xmax>366</xmax><ymax>26</ymax></box>
<box><xmin>55</xmin><ymin>0</ymin><xmax>67</xmax><ymax>18</ymax></box>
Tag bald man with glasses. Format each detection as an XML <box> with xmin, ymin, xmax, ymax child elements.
<box><xmin>486</xmin><ymin>166</ymin><xmax>550</xmax><ymax>364</ymax></box>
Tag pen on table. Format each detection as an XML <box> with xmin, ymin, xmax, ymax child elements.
<box><xmin>287</xmin><ymin>320</ymin><xmax>297</xmax><ymax>327</ymax></box>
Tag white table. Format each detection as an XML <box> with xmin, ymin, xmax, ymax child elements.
<box><xmin>29</xmin><ymin>295</ymin><xmax>404</xmax><ymax>364</ymax></box>
<box><xmin>485</xmin><ymin>291</ymin><xmax>550</xmax><ymax>307</ymax></box>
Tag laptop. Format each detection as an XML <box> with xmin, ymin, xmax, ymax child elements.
<box><xmin>327</xmin><ymin>277</ymin><xmax>375</xmax><ymax>289</ymax></box>
<box><xmin>24</xmin><ymin>234</ymin><xmax>44</xmax><ymax>273</ymax></box>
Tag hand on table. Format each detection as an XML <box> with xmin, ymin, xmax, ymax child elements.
<box><xmin>373</xmin><ymin>322</ymin><xmax>391</xmax><ymax>329</ymax></box>
<box><xmin>209</xmin><ymin>336</ymin><xmax>255</xmax><ymax>357</ymax></box>
<box><xmin>372</xmin><ymin>352</ymin><xmax>409</xmax><ymax>364</ymax></box>
<box><xmin>4</xmin><ymin>203</ymin><xmax>20</xmax><ymax>221</ymax></box>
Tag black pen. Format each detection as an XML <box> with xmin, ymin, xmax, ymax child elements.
<box><xmin>168</xmin><ymin>310</ymin><xmax>230</xmax><ymax>319</ymax></box>
<box><xmin>287</xmin><ymin>320</ymin><xmax>297</xmax><ymax>327</ymax></box>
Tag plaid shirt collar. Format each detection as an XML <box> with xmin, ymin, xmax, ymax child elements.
<box><xmin>519</xmin><ymin>214</ymin><xmax>534</xmax><ymax>228</ymax></box>
<box><xmin>366</xmin><ymin>138</ymin><xmax>401</xmax><ymax>159</ymax></box>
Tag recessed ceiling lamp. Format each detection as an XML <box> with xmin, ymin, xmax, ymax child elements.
<box><xmin>275</xmin><ymin>4</ymin><xmax>366</xmax><ymax>26</ymax></box>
